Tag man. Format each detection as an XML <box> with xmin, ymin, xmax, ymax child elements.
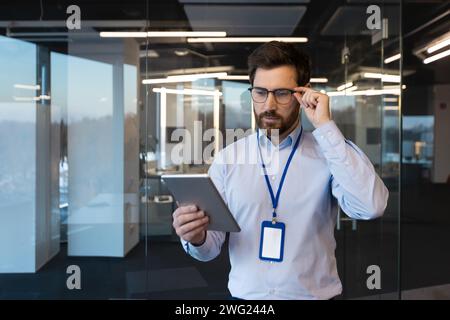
<box><xmin>172</xmin><ymin>41</ymin><xmax>389</xmax><ymax>300</ymax></box>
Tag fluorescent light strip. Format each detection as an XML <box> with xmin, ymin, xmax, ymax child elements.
<box><xmin>167</xmin><ymin>72</ymin><xmax>227</xmax><ymax>81</ymax></box>
<box><xmin>167</xmin><ymin>66</ymin><xmax>234</xmax><ymax>75</ymax></box>
<box><xmin>143</xmin><ymin>72</ymin><xmax>227</xmax><ymax>84</ymax></box>
<box><xmin>143</xmin><ymin>78</ymin><xmax>186</xmax><ymax>84</ymax></box>
<box><xmin>363</xmin><ymin>72</ymin><xmax>401</xmax><ymax>83</ymax></box>
<box><xmin>427</xmin><ymin>37</ymin><xmax>450</xmax><ymax>54</ymax></box>
<box><xmin>148</xmin><ymin>31</ymin><xmax>226</xmax><ymax>37</ymax></box>
<box><xmin>152</xmin><ymin>88</ymin><xmax>222</xmax><ymax>96</ymax></box>
<box><xmin>14</xmin><ymin>84</ymin><xmax>40</xmax><ymax>90</ymax></box>
<box><xmin>384</xmin><ymin>106</ymin><xmax>399</xmax><ymax>111</ymax></box>
<box><xmin>100</xmin><ymin>31</ymin><xmax>226</xmax><ymax>38</ymax></box>
<box><xmin>346</xmin><ymin>86</ymin><xmax>358</xmax><ymax>92</ymax></box>
<box><xmin>187</xmin><ymin>37</ymin><xmax>308</xmax><ymax>43</ymax></box>
<box><xmin>337</xmin><ymin>82</ymin><xmax>353</xmax><ymax>91</ymax></box>
<box><xmin>423</xmin><ymin>49</ymin><xmax>450</xmax><ymax>64</ymax></box>
<box><xmin>100</xmin><ymin>32</ymin><xmax>146</xmax><ymax>38</ymax></box>
<box><xmin>327</xmin><ymin>88</ymin><xmax>400</xmax><ymax>97</ymax></box>
<box><xmin>218</xmin><ymin>75</ymin><xmax>249</xmax><ymax>80</ymax></box>
<box><xmin>310</xmin><ymin>78</ymin><xmax>328</xmax><ymax>83</ymax></box>
<box><xmin>384</xmin><ymin>53</ymin><xmax>401</xmax><ymax>64</ymax></box>
<box><xmin>383</xmin><ymin>97</ymin><xmax>398</xmax><ymax>102</ymax></box>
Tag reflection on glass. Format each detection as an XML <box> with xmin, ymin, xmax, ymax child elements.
<box><xmin>0</xmin><ymin>36</ymin><xmax>59</xmax><ymax>272</ymax></box>
<box><xmin>67</xmin><ymin>53</ymin><xmax>139</xmax><ymax>257</ymax></box>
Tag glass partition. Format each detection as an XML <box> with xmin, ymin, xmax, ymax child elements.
<box><xmin>5</xmin><ymin>0</ymin><xmax>450</xmax><ymax>301</ymax></box>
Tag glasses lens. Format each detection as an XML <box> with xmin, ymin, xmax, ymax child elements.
<box><xmin>251</xmin><ymin>88</ymin><xmax>267</xmax><ymax>103</ymax></box>
<box><xmin>274</xmin><ymin>89</ymin><xmax>292</xmax><ymax>104</ymax></box>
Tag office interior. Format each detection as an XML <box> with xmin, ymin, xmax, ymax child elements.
<box><xmin>0</xmin><ymin>0</ymin><xmax>449</xmax><ymax>300</ymax></box>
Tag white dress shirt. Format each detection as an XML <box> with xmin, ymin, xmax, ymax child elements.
<box><xmin>181</xmin><ymin>120</ymin><xmax>389</xmax><ymax>300</ymax></box>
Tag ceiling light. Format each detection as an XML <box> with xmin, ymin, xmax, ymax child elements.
<box><xmin>148</xmin><ymin>31</ymin><xmax>226</xmax><ymax>37</ymax></box>
<box><xmin>142</xmin><ymin>72</ymin><xmax>227</xmax><ymax>84</ymax></box>
<box><xmin>384</xmin><ymin>53</ymin><xmax>401</xmax><ymax>64</ymax></box>
<box><xmin>310</xmin><ymin>78</ymin><xmax>328</xmax><ymax>83</ymax></box>
<box><xmin>426</xmin><ymin>37</ymin><xmax>450</xmax><ymax>54</ymax></box>
<box><xmin>363</xmin><ymin>72</ymin><xmax>400</xmax><ymax>83</ymax></box>
<box><xmin>187</xmin><ymin>37</ymin><xmax>308</xmax><ymax>43</ymax></box>
<box><xmin>337</xmin><ymin>82</ymin><xmax>353</xmax><ymax>91</ymax></box>
<box><xmin>218</xmin><ymin>75</ymin><xmax>249</xmax><ymax>80</ymax></box>
<box><xmin>100</xmin><ymin>31</ymin><xmax>226</xmax><ymax>38</ymax></box>
<box><xmin>152</xmin><ymin>88</ymin><xmax>222</xmax><ymax>96</ymax></box>
<box><xmin>167</xmin><ymin>72</ymin><xmax>227</xmax><ymax>81</ymax></box>
<box><xmin>327</xmin><ymin>88</ymin><xmax>400</xmax><ymax>97</ymax></box>
<box><xmin>174</xmin><ymin>50</ymin><xmax>189</xmax><ymax>56</ymax></box>
<box><xmin>100</xmin><ymin>32</ymin><xmax>146</xmax><ymax>38</ymax></box>
<box><xmin>423</xmin><ymin>49</ymin><xmax>450</xmax><ymax>64</ymax></box>
<box><xmin>139</xmin><ymin>50</ymin><xmax>159</xmax><ymax>58</ymax></box>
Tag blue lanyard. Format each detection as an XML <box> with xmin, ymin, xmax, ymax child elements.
<box><xmin>257</xmin><ymin>126</ymin><xmax>303</xmax><ymax>222</ymax></box>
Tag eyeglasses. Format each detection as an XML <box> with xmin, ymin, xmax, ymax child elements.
<box><xmin>248</xmin><ymin>87</ymin><xmax>296</xmax><ymax>105</ymax></box>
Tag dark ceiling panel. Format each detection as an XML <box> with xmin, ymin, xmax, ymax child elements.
<box><xmin>183</xmin><ymin>5</ymin><xmax>307</xmax><ymax>36</ymax></box>
<box><xmin>321</xmin><ymin>5</ymin><xmax>400</xmax><ymax>36</ymax></box>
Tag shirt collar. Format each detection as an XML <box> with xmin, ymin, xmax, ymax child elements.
<box><xmin>259</xmin><ymin>120</ymin><xmax>302</xmax><ymax>151</ymax></box>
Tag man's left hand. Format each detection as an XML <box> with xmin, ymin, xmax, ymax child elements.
<box><xmin>293</xmin><ymin>87</ymin><xmax>331</xmax><ymax>128</ymax></box>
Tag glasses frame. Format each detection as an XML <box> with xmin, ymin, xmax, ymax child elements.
<box><xmin>248</xmin><ymin>87</ymin><xmax>296</xmax><ymax>105</ymax></box>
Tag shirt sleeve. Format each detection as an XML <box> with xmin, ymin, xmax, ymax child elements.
<box><xmin>312</xmin><ymin>120</ymin><xmax>389</xmax><ymax>220</ymax></box>
<box><xmin>180</xmin><ymin>151</ymin><xmax>227</xmax><ymax>261</ymax></box>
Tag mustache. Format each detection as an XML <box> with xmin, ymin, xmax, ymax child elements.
<box><xmin>259</xmin><ymin>111</ymin><xmax>281</xmax><ymax>119</ymax></box>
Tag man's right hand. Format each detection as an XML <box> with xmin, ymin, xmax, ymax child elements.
<box><xmin>172</xmin><ymin>204</ymin><xmax>209</xmax><ymax>245</ymax></box>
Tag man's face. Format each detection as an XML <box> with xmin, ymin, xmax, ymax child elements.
<box><xmin>252</xmin><ymin>65</ymin><xmax>300</xmax><ymax>137</ymax></box>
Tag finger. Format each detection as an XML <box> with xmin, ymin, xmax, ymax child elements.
<box><xmin>303</xmin><ymin>92</ymin><xmax>315</xmax><ymax>109</ymax></box>
<box><xmin>293</xmin><ymin>92</ymin><xmax>302</xmax><ymax>104</ymax></box>
<box><xmin>178</xmin><ymin>216</ymin><xmax>209</xmax><ymax>236</ymax></box>
<box><xmin>293</xmin><ymin>86</ymin><xmax>309</xmax><ymax>94</ymax></box>
<box><xmin>183</xmin><ymin>226</ymin><xmax>207</xmax><ymax>243</ymax></box>
<box><xmin>174</xmin><ymin>210</ymin><xmax>205</xmax><ymax>228</ymax></box>
<box><xmin>306</xmin><ymin>92</ymin><xmax>318</xmax><ymax>108</ymax></box>
<box><xmin>173</xmin><ymin>204</ymin><xmax>197</xmax><ymax>219</ymax></box>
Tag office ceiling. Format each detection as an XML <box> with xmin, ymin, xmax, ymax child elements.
<box><xmin>0</xmin><ymin>0</ymin><xmax>449</xmax><ymax>85</ymax></box>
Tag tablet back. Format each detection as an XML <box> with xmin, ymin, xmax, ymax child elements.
<box><xmin>161</xmin><ymin>174</ymin><xmax>241</xmax><ymax>232</ymax></box>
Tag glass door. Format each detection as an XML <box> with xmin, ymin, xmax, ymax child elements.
<box><xmin>330</xmin><ymin>0</ymin><xmax>402</xmax><ymax>299</ymax></box>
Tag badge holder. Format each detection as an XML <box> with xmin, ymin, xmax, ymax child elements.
<box><xmin>259</xmin><ymin>220</ymin><xmax>285</xmax><ymax>262</ymax></box>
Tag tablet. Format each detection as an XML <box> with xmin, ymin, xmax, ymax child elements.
<box><xmin>161</xmin><ymin>174</ymin><xmax>241</xmax><ymax>232</ymax></box>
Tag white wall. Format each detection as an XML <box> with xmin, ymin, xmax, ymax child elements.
<box><xmin>67</xmin><ymin>37</ymin><xmax>139</xmax><ymax>257</ymax></box>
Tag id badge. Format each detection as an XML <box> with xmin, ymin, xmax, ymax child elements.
<box><xmin>259</xmin><ymin>221</ymin><xmax>285</xmax><ymax>262</ymax></box>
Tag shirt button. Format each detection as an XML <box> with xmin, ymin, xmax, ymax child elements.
<box><xmin>271</xmin><ymin>176</ymin><xmax>276</xmax><ymax>181</ymax></box>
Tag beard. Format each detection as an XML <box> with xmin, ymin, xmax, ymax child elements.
<box><xmin>254</xmin><ymin>105</ymin><xmax>300</xmax><ymax>138</ymax></box>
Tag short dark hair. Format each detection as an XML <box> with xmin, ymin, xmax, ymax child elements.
<box><xmin>248</xmin><ymin>41</ymin><xmax>311</xmax><ymax>86</ymax></box>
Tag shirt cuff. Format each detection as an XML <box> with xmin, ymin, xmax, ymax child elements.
<box><xmin>181</xmin><ymin>232</ymin><xmax>211</xmax><ymax>257</ymax></box>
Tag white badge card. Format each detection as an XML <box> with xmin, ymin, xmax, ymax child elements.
<box><xmin>259</xmin><ymin>221</ymin><xmax>285</xmax><ymax>262</ymax></box>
